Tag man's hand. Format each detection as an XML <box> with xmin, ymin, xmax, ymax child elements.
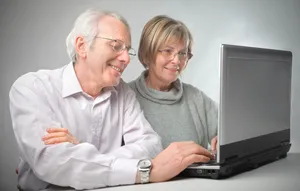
<box><xmin>42</xmin><ymin>128</ymin><xmax>80</xmax><ymax>145</ymax></box>
<box><xmin>149</xmin><ymin>141</ymin><xmax>214</xmax><ymax>182</ymax></box>
<box><xmin>210</xmin><ymin>136</ymin><xmax>218</xmax><ymax>151</ymax></box>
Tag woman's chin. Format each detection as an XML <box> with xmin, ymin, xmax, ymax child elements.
<box><xmin>166</xmin><ymin>74</ymin><xmax>179</xmax><ymax>82</ymax></box>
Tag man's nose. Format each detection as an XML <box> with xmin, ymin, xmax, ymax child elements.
<box><xmin>117</xmin><ymin>50</ymin><xmax>130</xmax><ymax>64</ymax></box>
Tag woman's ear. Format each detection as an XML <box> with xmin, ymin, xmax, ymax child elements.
<box><xmin>143</xmin><ymin>61</ymin><xmax>150</xmax><ymax>70</ymax></box>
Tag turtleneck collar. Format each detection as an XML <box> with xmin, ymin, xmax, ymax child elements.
<box><xmin>134</xmin><ymin>70</ymin><xmax>183</xmax><ymax>105</ymax></box>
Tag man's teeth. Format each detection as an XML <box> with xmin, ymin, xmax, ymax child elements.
<box><xmin>111</xmin><ymin>65</ymin><xmax>121</xmax><ymax>72</ymax></box>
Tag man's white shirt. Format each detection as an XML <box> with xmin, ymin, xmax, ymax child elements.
<box><xmin>9</xmin><ymin>63</ymin><xmax>162</xmax><ymax>190</ymax></box>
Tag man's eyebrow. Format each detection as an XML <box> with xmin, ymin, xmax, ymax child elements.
<box><xmin>115</xmin><ymin>38</ymin><xmax>131</xmax><ymax>48</ymax></box>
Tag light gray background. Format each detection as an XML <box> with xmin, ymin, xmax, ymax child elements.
<box><xmin>0</xmin><ymin>0</ymin><xmax>299</xmax><ymax>190</ymax></box>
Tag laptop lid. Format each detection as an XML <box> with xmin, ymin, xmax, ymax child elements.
<box><xmin>218</xmin><ymin>44</ymin><xmax>292</xmax><ymax>164</ymax></box>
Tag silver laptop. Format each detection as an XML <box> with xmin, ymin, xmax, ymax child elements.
<box><xmin>182</xmin><ymin>44</ymin><xmax>292</xmax><ymax>178</ymax></box>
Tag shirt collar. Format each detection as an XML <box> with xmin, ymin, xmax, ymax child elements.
<box><xmin>62</xmin><ymin>62</ymin><xmax>118</xmax><ymax>98</ymax></box>
<box><xmin>62</xmin><ymin>62</ymin><xmax>83</xmax><ymax>98</ymax></box>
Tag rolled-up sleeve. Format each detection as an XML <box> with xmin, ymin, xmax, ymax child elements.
<box><xmin>9</xmin><ymin>78</ymin><xmax>140</xmax><ymax>190</ymax></box>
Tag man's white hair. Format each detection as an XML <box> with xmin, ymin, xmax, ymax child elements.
<box><xmin>66</xmin><ymin>8</ymin><xmax>130</xmax><ymax>62</ymax></box>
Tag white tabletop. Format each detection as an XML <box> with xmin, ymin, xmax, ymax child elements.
<box><xmin>48</xmin><ymin>153</ymin><xmax>300</xmax><ymax>191</ymax></box>
<box><xmin>93</xmin><ymin>153</ymin><xmax>300</xmax><ymax>191</ymax></box>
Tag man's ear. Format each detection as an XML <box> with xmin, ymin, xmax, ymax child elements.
<box><xmin>75</xmin><ymin>36</ymin><xmax>87</xmax><ymax>59</ymax></box>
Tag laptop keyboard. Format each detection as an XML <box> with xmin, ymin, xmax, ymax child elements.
<box><xmin>192</xmin><ymin>150</ymin><xmax>218</xmax><ymax>166</ymax></box>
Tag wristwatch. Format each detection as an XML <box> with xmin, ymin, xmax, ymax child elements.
<box><xmin>137</xmin><ymin>159</ymin><xmax>152</xmax><ymax>184</ymax></box>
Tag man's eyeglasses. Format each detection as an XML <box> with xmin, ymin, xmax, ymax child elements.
<box><xmin>95</xmin><ymin>36</ymin><xmax>136</xmax><ymax>59</ymax></box>
<box><xmin>158</xmin><ymin>48</ymin><xmax>193</xmax><ymax>62</ymax></box>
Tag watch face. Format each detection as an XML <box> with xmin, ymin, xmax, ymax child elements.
<box><xmin>139</xmin><ymin>159</ymin><xmax>151</xmax><ymax>168</ymax></box>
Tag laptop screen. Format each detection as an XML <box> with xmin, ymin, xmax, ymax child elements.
<box><xmin>217</xmin><ymin>44</ymin><xmax>292</xmax><ymax>162</ymax></box>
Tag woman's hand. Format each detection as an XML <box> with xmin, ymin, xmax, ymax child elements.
<box><xmin>210</xmin><ymin>136</ymin><xmax>218</xmax><ymax>151</ymax></box>
<box><xmin>42</xmin><ymin>128</ymin><xmax>79</xmax><ymax>145</ymax></box>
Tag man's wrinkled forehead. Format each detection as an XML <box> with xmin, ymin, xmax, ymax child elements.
<box><xmin>97</xmin><ymin>15</ymin><xmax>131</xmax><ymax>45</ymax></box>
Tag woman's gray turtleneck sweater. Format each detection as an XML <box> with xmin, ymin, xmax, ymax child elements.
<box><xmin>129</xmin><ymin>71</ymin><xmax>218</xmax><ymax>149</ymax></box>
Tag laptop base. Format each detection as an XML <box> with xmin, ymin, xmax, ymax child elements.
<box><xmin>180</xmin><ymin>143</ymin><xmax>291</xmax><ymax>179</ymax></box>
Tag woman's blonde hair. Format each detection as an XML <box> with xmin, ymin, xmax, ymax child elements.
<box><xmin>138</xmin><ymin>15</ymin><xmax>193</xmax><ymax>68</ymax></box>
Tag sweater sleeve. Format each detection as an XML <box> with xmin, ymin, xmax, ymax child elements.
<box><xmin>200</xmin><ymin>92</ymin><xmax>218</xmax><ymax>142</ymax></box>
<box><xmin>192</xmin><ymin>86</ymin><xmax>218</xmax><ymax>144</ymax></box>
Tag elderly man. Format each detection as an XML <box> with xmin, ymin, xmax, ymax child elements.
<box><xmin>9</xmin><ymin>9</ymin><xmax>213</xmax><ymax>190</ymax></box>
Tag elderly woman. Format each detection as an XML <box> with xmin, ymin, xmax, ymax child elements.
<box><xmin>129</xmin><ymin>15</ymin><xmax>218</xmax><ymax>150</ymax></box>
<box><xmin>42</xmin><ymin>15</ymin><xmax>218</xmax><ymax>152</ymax></box>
